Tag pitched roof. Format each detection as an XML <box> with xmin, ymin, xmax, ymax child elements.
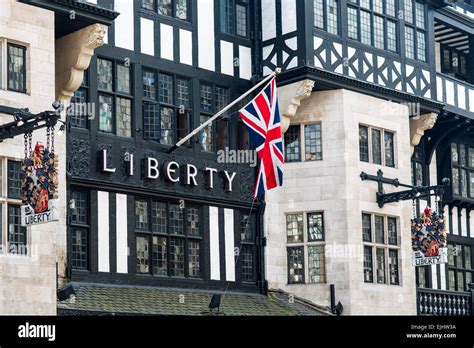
<box><xmin>57</xmin><ymin>283</ymin><xmax>331</xmax><ymax>316</ymax></box>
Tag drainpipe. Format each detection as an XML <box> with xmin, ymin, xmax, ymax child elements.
<box><xmin>257</xmin><ymin>196</ymin><xmax>268</xmax><ymax>295</ymax></box>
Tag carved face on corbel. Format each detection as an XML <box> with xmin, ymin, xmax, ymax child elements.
<box><xmin>85</xmin><ymin>24</ymin><xmax>107</xmax><ymax>49</ymax></box>
<box><xmin>280</xmin><ymin>79</ymin><xmax>315</xmax><ymax>134</ymax></box>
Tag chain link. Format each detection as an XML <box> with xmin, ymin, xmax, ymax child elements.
<box><xmin>46</xmin><ymin>126</ymin><xmax>50</xmax><ymax>151</ymax></box>
<box><xmin>28</xmin><ymin>132</ymin><xmax>32</xmax><ymax>156</ymax></box>
<box><xmin>412</xmin><ymin>198</ymin><xmax>417</xmax><ymax>220</ymax></box>
<box><xmin>51</xmin><ymin>126</ymin><xmax>55</xmax><ymax>154</ymax></box>
<box><xmin>23</xmin><ymin>133</ymin><xmax>28</xmax><ymax>159</ymax></box>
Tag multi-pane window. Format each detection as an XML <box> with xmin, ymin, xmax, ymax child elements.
<box><xmin>314</xmin><ymin>0</ymin><xmax>339</xmax><ymax>35</ymax></box>
<box><xmin>69</xmin><ymin>71</ymin><xmax>89</xmax><ymax>128</ymax></box>
<box><xmin>97</xmin><ymin>58</ymin><xmax>133</xmax><ymax>137</ymax></box>
<box><xmin>135</xmin><ymin>199</ymin><xmax>202</xmax><ymax>278</ymax></box>
<box><xmin>346</xmin><ymin>0</ymin><xmax>398</xmax><ymax>52</ymax></box>
<box><xmin>284</xmin><ymin>123</ymin><xmax>322</xmax><ymax>162</ymax></box>
<box><xmin>288</xmin><ymin>247</ymin><xmax>305</xmax><ymax>284</ymax></box>
<box><xmin>7</xmin><ymin>43</ymin><xmax>26</xmax><ymax>93</ymax></box>
<box><xmin>199</xmin><ymin>83</ymin><xmax>229</xmax><ymax>152</ymax></box>
<box><xmin>362</xmin><ymin>213</ymin><xmax>400</xmax><ymax>285</ymax></box>
<box><xmin>441</xmin><ymin>45</ymin><xmax>469</xmax><ymax>82</ymax></box>
<box><xmin>0</xmin><ymin>159</ymin><xmax>26</xmax><ymax>255</ymax></box>
<box><xmin>447</xmin><ymin>243</ymin><xmax>473</xmax><ymax>291</ymax></box>
<box><xmin>416</xmin><ymin>266</ymin><xmax>429</xmax><ymax>288</ymax></box>
<box><xmin>451</xmin><ymin>143</ymin><xmax>474</xmax><ymax>199</ymax></box>
<box><xmin>359</xmin><ymin>125</ymin><xmax>396</xmax><ymax>167</ymax></box>
<box><xmin>141</xmin><ymin>0</ymin><xmax>189</xmax><ymax>21</ymax></box>
<box><xmin>143</xmin><ymin>69</ymin><xmax>191</xmax><ymax>145</ymax></box>
<box><xmin>70</xmin><ymin>190</ymin><xmax>89</xmax><ymax>270</ymax></box>
<box><xmin>239</xmin><ymin>211</ymin><xmax>256</xmax><ymax>282</ymax></box>
<box><xmin>286</xmin><ymin>212</ymin><xmax>326</xmax><ymax>284</ymax></box>
<box><xmin>412</xmin><ymin>141</ymin><xmax>426</xmax><ymax>189</ymax></box>
<box><xmin>8</xmin><ymin>160</ymin><xmax>22</xmax><ymax>199</ymax></box>
<box><xmin>220</xmin><ymin>0</ymin><xmax>249</xmax><ymax>37</ymax></box>
<box><xmin>404</xmin><ymin>0</ymin><xmax>427</xmax><ymax>61</ymax></box>
<box><xmin>284</xmin><ymin>125</ymin><xmax>301</xmax><ymax>162</ymax></box>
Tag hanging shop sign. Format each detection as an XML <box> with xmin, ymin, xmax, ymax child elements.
<box><xmin>21</xmin><ymin>129</ymin><xmax>59</xmax><ymax>227</ymax></box>
<box><xmin>411</xmin><ymin>206</ymin><xmax>448</xmax><ymax>266</ymax></box>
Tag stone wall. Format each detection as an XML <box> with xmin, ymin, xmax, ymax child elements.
<box><xmin>0</xmin><ymin>0</ymin><xmax>62</xmax><ymax>315</ymax></box>
<box><xmin>265</xmin><ymin>88</ymin><xmax>417</xmax><ymax>315</ymax></box>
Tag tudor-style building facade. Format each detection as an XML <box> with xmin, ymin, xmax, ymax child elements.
<box><xmin>65</xmin><ymin>0</ymin><xmax>265</xmax><ymax>294</ymax></box>
<box><xmin>261</xmin><ymin>0</ymin><xmax>474</xmax><ymax>315</ymax></box>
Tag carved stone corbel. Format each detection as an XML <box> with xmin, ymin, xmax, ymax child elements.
<box><xmin>55</xmin><ymin>23</ymin><xmax>107</xmax><ymax>114</ymax></box>
<box><xmin>279</xmin><ymin>79</ymin><xmax>315</xmax><ymax>133</ymax></box>
<box><xmin>410</xmin><ymin>113</ymin><xmax>437</xmax><ymax>155</ymax></box>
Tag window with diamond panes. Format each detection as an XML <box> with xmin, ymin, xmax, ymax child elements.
<box><xmin>220</xmin><ymin>0</ymin><xmax>249</xmax><ymax>37</ymax></box>
<box><xmin>346</xmin><ymin>0</ymin><xmax>398</xmax><ymax>52</ymax></box>
<box><xmin>97</xmin><ymin>58</ymin><xmax>132</xmax><ymax>136</ymax></box>
<box><xmin>142</xmin><ymin>0</ymin><xmax>189</xmax><ymax>21</ymax></box>
<box><xmin>314</xmin><ymin>0</ymin><xmax>339</xmax><ymax>35</ymax></box>
<box><xmin>404</xmin><ymin>0</ymin><xmax>427</xmax><ymax>61</ymax></box>
<box><xmin>7</xmin><ymin>43</ymin><xmax>26</xmax><ymax>93</ymax></box>
<box><xmin>134</xmin><ymin>199</ymin><xmax>202</xmax><ymax>278</ymax></box>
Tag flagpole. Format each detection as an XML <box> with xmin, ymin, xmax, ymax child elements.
<box><xmin>167</xmin><ymin>68</ymin><xmax>282</xmax><ymax>154</ymax></box>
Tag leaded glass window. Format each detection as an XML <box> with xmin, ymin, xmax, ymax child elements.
<box><xmin>135</xmin><ymin>200</ymin><xmax>149</xmax><ymax>230</ymax></box>
<box><xmin>285</xmin><ymin>125</ymin><xmax>301</xmax><ymax>162</ymax></box>
<box><xmin>7</xmin><ymin>43</ymin><xmax>26</xmax><ymax>93</ymax></box>
<box><xmin>288</xmin><ymin>247</ymin><xmax>304</xmax><ymax>284</ymax></box>
<box><xmin>375</xmin><ymin>215</ymin><xmax>384</xmax><ymax>244</ymax></box>
<box><xmin>241</xmin><ymin>245</ymin><xmax>254</xmax><ymax>281</ymax></box>
<box><xmin>98</xmin><ymin>94</ymin><xmax>113</xmax><ymax>133</ymax></box>
<box><xmin>188</xmin><ymin>240</ymin><xmax>201</xmax><ymax>277</ymax></box>
<box><xmin>286</xmin><ymin>214</ymin><xmax>303</xmax><ymax>243</ymax></box>
<box><xmin>304</xmin><ymin>124</ymin><xmax>322</xmax><ymax>161</ymax></box>
<box><xmin>170</xmin><ymin>238</ymin><xmax>185</xmax><ymax>277</ymax></box>
<box><xmin>308</xmin><ymin>246</ymin><xmax>326</xmax><ymax>283</ymax></box>
<box><xmin>136</xmin><ymin>236</ymin><xmax>150</xmax><ymax>274</ymax></box>
<box><xmin>169</xmin><ymin>204</ymin><xmax>183</xmax><ymax>235</ymax></box>
<box><xmin>389</xmin><ymin>249</ymin><xmax>399</xmax><ymax>285</ymax></box>
<box><xmin>152</xmin><ymin>201</ymin><xmax>167</xmax><ymax>233</ymax></box>
<box><xmin>7</xmin><ymin>160</ymin><xmax>22</xmax><ymax>199</ymax></box>
<box><xmin>186</xmin><ymin>206</ymin><xmax>200</xmax><ymax>236</ymax></box>
<box><xmin>404</xmin><ymin>0</ymin><xmax>427</xmax><ymax>61</ymax></box>
<box><xmin>220</xmin><ymin>0</ymin><xmax>249</xmax><ymax>37</ymax></box>
<box><xmin>372</xmin><ymin>129</ymin><xmax>382</xmax><ymax>165</ymax></box>
<box><xmin>376</xmin><ymin>248</ymin><xmax>386</xmax><ymax>284</ymax></box>
<box><xmin>388</xmin><ymin>217</ymin><xmax>397</xmax><ymax>245</ymax></box>
<box><xmin>364</xmin><ymin>246</ymin><xmax>373</xmax><ymax>283</ymax></box>
<box><xmin>359</xmin><ymin>125</ymin><xmax>369</xmax><ymax>162</ymax></box>
<box><xmin>307</xmin><ymin>212</ymin><xmax>324</xmax><ymax>241</ymax></box>
<box><xmin>384</xmin><ymin>131</ymin><xmax>395</xmax><ymax>168</ymax></box>
<box><xmin>116</xmin><ymin>97</ymin><xmax>132</xmax><ymax>137</ymax></box>
<box><xmin>97</xmin><ymin>58</ymin><xmax>113</xmax><ymax>91</ymax></box>
<box><xmin>72</xmin><ymin>228</ymin><xmax>88</xmax><ymax>270</ymax></box>
<box><xmin>152</xmin><ymin>236</ymin><xmax>167</xmax><ymax>276</ymax></box>
<box><xmin>362</xmin><ymin>213</ymin><xmax>372</xmax><ymax>242</ymax></box>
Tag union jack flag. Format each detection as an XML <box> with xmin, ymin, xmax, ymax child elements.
<box><xmin>239</xmin><ymin>77</ymin><xmax>284</xmax><ymax>198</ymax></box>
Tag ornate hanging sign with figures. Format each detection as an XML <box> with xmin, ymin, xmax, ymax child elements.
<box><xmin>20</xmin><ymin>128</ymin><xmax>59</xmax><ymax>227</ymax></box>
<box><xmin>411</xmin><ymin>206</ymin><xmax>448</xmax><ymax>266</ymax></box>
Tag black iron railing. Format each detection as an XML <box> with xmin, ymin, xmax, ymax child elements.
<box><xmin>417</xmin><ymin>287</ymin><xmax>473</xmax><ymax>316</ymax></box>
